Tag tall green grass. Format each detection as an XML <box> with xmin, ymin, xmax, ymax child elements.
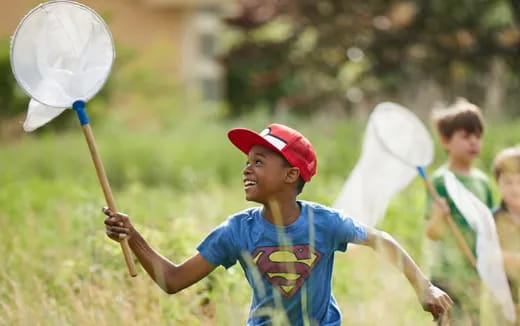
<box><xmin>1</xmin><ymin>99</ymin><xmax>519</xmax><ymax>325</ymax></box>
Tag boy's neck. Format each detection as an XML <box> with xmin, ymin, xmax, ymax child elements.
<box><xmin>262</xmin><ymin>199</ymin><xmax>301</xmax><ymax>226</ymax></box>
<box><xmin>447</xmin><ymin>157</ymin><xmax>472</xmax><ymax>175</ymax></box>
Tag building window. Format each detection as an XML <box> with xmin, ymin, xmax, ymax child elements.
<box><xmin>201</xmin><ymin>78</ymin><xmax>220</xmax><ymax>101</ymax></box>
<box><xmin>200</xmin><ymin>33</ymin><xmax>216</xmax><ymax>59</ymax></box>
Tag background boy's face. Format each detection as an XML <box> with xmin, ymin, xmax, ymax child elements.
<box><xmin>498</xmin><ymin>171</ymin><xmax>520</xmax><ymax>208</ymax></box>
<box><xmin>242</xmin><ymin>145</ymin><xmax>291</xmax><ymax>203</ymax></box>
<box><xmin>441</xmin><ymin>130</ymin><xmax>482</xmax><ymax>164</ymax></box>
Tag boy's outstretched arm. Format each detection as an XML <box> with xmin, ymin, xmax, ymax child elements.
<box><xmin>103</xmin><ymin>208</ymin><xmax>216</xmax><ymax>294</ymax></box>
<box><xmin>359</xmin><ymin>226</ymin><xmax>453</xmax><ymax>319</ymax></box>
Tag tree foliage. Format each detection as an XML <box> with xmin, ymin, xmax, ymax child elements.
<box><xmin>0</xmin><ymin>39</ymin><xmax>27</xmax><ymax>118</ymax></box>
<box><xmin>223</xmin><ymin>0</ymin><xmax>520</xmax><ymax>115</ymax></box>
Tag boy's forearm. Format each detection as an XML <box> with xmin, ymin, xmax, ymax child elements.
<box><xmin>127</xmin><ymin>230</ymin><xmax>179</xmax><ymax>293</ymax></box>
<box><xmin>365</xmin><ymin>230</ymin><xmax>453</xmax><ymax>318</ymax></box>
<box><xmin>373</xmin><ymin>231</ymin><xmax>432</xmax><ymax>295</ymax></box>
<box><xmin>104</xmin><ymin>211</ymin><xmax>214</xmax><ymax>293</ymax></box>
<box><xmin>126</xmin><ymin>231</ymin><xmax>215</xmax><ymax>294</ymax></box>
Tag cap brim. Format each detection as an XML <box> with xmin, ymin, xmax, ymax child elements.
<box><xmin>228</xmin><ymin>128</ymin><xmax>282</xmax><ymax>156</ymax></box>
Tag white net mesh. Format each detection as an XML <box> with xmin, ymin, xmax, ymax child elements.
<box><xmin>23</xmin><ymin>99</ymin><xmax>67</xmax><ymax>132</ymax></box>
<box><xmin>334</xmin><ymin>102</ymin><xmax>433</xmax><ymax>226</ymax></box>
<box><xmin>445</xmin><ymin>171</ymin><xmax>516</xmax><ymax>322</ymax></box>
<box><xmin>10</xmin><ymin>1</ymin><xmax>114</xmax><ymax>108</ymax></box>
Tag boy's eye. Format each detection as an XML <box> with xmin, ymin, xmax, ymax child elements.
<box><xmin>244</xmin><ymin>160</ymin><xmax>262</xmax><ymax>166</ymax></box>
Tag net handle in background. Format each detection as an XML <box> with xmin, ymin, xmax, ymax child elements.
<box><xmin>372</xmin><ymin>104</ymin><xmax>476</xmax><ymax>267</ymax></box>
<box><xmin>73</xmin><ymin>101</ymin><xmax>137</xmax><ymax>277</ymax></box>
<box><xmin>372</xmin><ymin>104</ymin><xmax>476</xmax><ymax>268</ymax></box>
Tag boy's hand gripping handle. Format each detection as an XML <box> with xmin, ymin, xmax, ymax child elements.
<box><xmin>73</xmin><ymin>101</ymin><xmax>138</xmax><ymax>277</ymax></box>
<box><xmin>417</xmin><ymin>167</ymin><xmax>477</xmax><ymax>269</ymax></box>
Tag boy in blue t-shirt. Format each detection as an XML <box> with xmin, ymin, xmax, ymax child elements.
<box><xmin>104</xmin><ymin>123</ymin><xmax>452</xmax><ymax>325</ymax></box>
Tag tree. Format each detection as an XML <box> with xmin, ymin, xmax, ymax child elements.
<box><xmin>223</xmin><ymin>0</ymin><xmax>520</xmax><ymax>115</ymax></box>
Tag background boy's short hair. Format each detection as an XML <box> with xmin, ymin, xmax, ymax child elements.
<box><xmin>492</xmin><ymin>146</ymin><xmax>520</xmax><ymax>180</ymax></box>
<box><xmin>431</xmin><ymin>98</ymin><xmax>484</xmax><ymax>139</ymax></box>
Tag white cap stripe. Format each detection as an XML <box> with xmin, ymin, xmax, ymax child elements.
<box><xmin>264</xmin><ymin>134</ymin><xmax>287</xmax><ymax>150</ymax></box>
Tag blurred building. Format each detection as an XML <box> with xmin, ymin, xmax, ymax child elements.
<box><xmin>0</xmin><ymin>0</ymin><xmax>232</xmax><ymax>101</ymax></box>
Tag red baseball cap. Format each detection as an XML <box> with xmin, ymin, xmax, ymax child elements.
<box><xmin>228</xmin><ymin>123</ymin><xmax>317</xmax><ymax>181</ymax></box>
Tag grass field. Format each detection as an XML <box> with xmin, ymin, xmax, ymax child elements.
<box><xmin>1</xmin><ymin>98</ymin><xmax>519</xmax><ymax>325</ymax></box>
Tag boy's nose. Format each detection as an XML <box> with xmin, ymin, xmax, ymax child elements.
<box><xmin>243</xmin><ymin>164</ymin><xmax>252</xmax><ymax>175</ymax></box>
<box><xmin>469</xmin><ymin>135</ymin><xmax>480</xmax><ymax>145</ymax></box>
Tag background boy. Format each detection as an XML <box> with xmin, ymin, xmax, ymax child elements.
<box><xmin>105</xmin><ymin>123</ymin><xmax>452</xmax><ymax>325</ymax></box>
<box><xmin>425</xmin><ymin>98</ymin><xmax>494</xmax><ymax>325</ymax></box>
<box><xmin>492</xmin><ymin>146</ymin><xmax>520</xmax><ymax>325</ymax></box>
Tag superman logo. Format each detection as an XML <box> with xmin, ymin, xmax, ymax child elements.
<box><xmin>251</xmin><ymin>245</ymin><xmax>322</xmax><ymax>298</ymax></box>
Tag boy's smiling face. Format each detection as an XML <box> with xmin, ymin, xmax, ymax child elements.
<box><xmin>243</xmin><ymin>145</ymin><xmax>297</xmax><ymax>203</ymax></box>
<box><xmin>442</xmin><ymin>129</ymin><xmax>482</xmax><ymax>165</ymax></box>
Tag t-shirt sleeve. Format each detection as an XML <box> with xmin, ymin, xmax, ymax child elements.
<box><xmin>333</xmin><ymin>212</ymin><xmax>367</xmax><ymax>252</ymax></box>
<box><xmin>196</xmin><ymin>219</ymin><xmax>239</xmax><ymax>269</ymax></box>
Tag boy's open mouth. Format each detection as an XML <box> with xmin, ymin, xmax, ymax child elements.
<box><xmin>244</xmin><ymin>180</ymin><xmax>257</xmax><ymax>189</ymax></box>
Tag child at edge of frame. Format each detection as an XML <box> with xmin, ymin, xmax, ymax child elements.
<box><xmin>425</xmin><ymin>98</ymin><xmax>494</xmax><ymax>325</ymax></box>
<box><xmin>492</xmin><ymin>146</ymin><xmax>520</xmax><ymax>326</ymax></box>
<box><xmin>103</xmin><ymin>123</ymin><xmax>453</xmax><ymax>325</ymax></box>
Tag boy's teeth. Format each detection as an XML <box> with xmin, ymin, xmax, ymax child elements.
<box><xmin>245</xmin><ymin>181</ymin><xmax>256</xmax><ymax>186</ymax></box>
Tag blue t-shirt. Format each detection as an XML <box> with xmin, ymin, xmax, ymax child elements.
<box><xmin>197</xmin><ymin>200</ymin><xmax>367</xmax><ymax>326</ymax></box>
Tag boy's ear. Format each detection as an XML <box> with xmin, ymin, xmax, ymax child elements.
<box><xmin>439</xmin><ymin>135</ymin><xmax>451</xmax><ymax>148</ymax></box>
<box><xmin>285</xmin><ymin>167</ymin><xmax>301</xmax><ymax>183</ymax></box>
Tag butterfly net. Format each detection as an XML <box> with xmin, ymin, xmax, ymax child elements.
<box><xmin>10</xmin><ymin>0</ymin><xmax>114</xmax><ymax>130</ymax></box>
<box><xmin>445</xmin><ymin>172</ymin><xmax>516</xmax><ymax>322</ymax></box>
<box><xmin>334</xmin><ymin>102</ymin><xmax>433</xmax><ymax>226</ymax></box>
